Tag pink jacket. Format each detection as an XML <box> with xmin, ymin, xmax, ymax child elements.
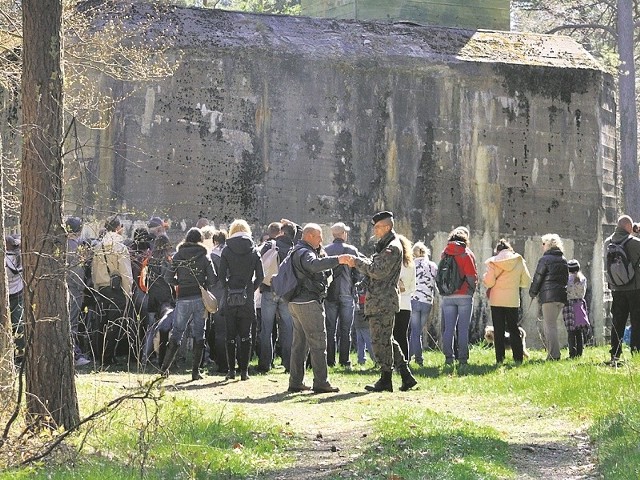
<box><xmin>483</xmin><ymin>250</ymin><xmax>531</xmax><ymax>307</ymax></box>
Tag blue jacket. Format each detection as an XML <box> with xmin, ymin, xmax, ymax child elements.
<box><xmin>324</xmin><ymin>238</ymin><xmax>361</xmax><ymax>299</ymax></box>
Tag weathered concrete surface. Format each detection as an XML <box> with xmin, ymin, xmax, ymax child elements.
<box><xmin>65</xmin><ymin>3</ymin><xmax>616</xmax><ymax>348</ymax></box>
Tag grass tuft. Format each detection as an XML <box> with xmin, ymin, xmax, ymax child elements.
<box><xmin>341</xmin><ymin>409</ymin><xmax>515</xmax><ymax>479</ymax></box>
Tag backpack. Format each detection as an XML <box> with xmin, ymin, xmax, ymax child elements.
<box><xmin>435</xmin><ymin>253</ymin><xmax>465</xmax><ymax>296</ymax></box>
<box><xmin>261</xmin><ymin>240</ymin><xmax>279</xmax><ymax>286</ymax></box>
<box><xmin>606</xmin><ymin>237</ymin><xmax>636</xmax><ymax>286</ymax></box>
<box><xmin>271</xmin><ymin>246</ymin><xmax>303</xmax><ymax>301</ymax></box>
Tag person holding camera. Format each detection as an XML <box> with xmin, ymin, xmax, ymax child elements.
<box><xmin>91</xmin><ymin>215</ymin><xmax>133</xmax><ymax>367</ymax></box>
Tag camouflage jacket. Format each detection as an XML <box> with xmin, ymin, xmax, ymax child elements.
<box><xmin>354</xmin><ymin>230</ymin><xmax>402</xmax><ymax>316</ymax></box>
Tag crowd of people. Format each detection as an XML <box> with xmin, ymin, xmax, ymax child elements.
<box><xmin>7</xmin><ymin>211</ymin><xmax>639</xmax><ymax>392</ymax></box>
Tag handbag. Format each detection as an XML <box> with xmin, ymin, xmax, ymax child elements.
<box><xmin>200</xmin><ymin>286</ymin><xmax>219</xmax><ymax>314</ymax></box>
<box><xmin>226</xmin><ymin>287</ymin><xmax>248</xmax><ymax>307</ymax></box>
<box><xmin>102</xmin><ymin>251</ymin><xmax>122</xmax><ymax>291</ymax></box>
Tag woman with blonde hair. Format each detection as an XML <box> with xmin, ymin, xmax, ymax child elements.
<box><xmin>529</xmin><ymin>233</ymin><xmax>568</xmax><ymax>360</ymax></box>
<box><xmin>393</xmin><ymin>234</ymin><xmax>416</xmax><ymax>362</ymax></box>
<box><xmin>218</xmin><ymin>219</ymin><xmax>264</xmax><ymax>380</ymax></box>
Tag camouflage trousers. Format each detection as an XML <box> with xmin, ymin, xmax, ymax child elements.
<box><xmin>368</xmin><ymin>312</ymin><xmax>408</xmax><ymax>372</ymax></box>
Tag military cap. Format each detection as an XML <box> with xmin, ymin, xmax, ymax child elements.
<box><xmin>371</xmin><ymin>211</ymin><xmax>393</xmax><ymax>225</ymax></box>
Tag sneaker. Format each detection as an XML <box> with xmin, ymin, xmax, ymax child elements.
<box><xmin>75</xmin><ymin>356</ymin><xmax>90</xmax><ymax>367</ymax></box>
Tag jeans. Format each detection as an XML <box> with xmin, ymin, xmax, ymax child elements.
<box><xmin>356</xmin><ymin>327</ymin><xmax>375</xmax><ymax>364</ymax></box>
<box><xmin>324</xmin><ymin>295</ymin><xmax>355</xmax><ymax>366</ymax></box>
<box><xmin>441</xmin><ymin>295</ymin><xmax>473</xmax><ymax>363</ymax></box>
<box><xmin>409</xmin><ymin>300</ymin><xmax>432</xmax><ymax>363</ymax></box>
<box><xmin>170</xmin><ymin>296</ymin><xmax>206</xmax><ymax>345</ymax></box>
<box><xmin>259</xmin><ymin>290</ymin><xmax>293</xmax><ymax>371</ymax></box>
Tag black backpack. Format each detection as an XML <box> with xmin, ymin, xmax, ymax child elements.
<box><xmin>271</xmin><ymin>246</ymin><xmax>304</xmax><ymax>301</ymax></box>
<box><xmin>606</xmin><ymin>236</ymin><xmax>636</xmax><ymax>286</ymax></box>
<box><xmin>435</xmin><ymin>253</ymin><xmax>465</xmax><ymax>296</ymax></box>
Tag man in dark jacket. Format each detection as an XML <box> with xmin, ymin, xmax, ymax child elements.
<box><xmin>324</xmin><ymin>222</ymin><xmax>362</xmax><ymax>368</ymax></box>
<box><xmin>162</xmin><ymin>227</ymin><xmax>215</xmax><ymax>379</ymax></box>
<box><xmin>604</xmin><ymin>215</ymin><xmax>640</xmax><ymax>363</ymax></box>
<box><xmin>257</xmin><ymin>220</ymin><xmax>299</xmax><ymax>373</ymax></box>
<box><xmin>350</xmin><ymin>211</ymin><xmax>418</xmax><ymax>393</ymax></box>
<box><xmin>287</xmin><ymin>223</ymin><xmax>352</xmax><ymax>394</ymax></box>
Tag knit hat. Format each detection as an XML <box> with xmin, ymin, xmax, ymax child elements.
<box><xmin>567</xmin><ymin>259</ymin><xmax>580</xmax><ymax>273</ymax></box>
<box><xmin>148</xmin><ymin>216</ymin><xmax>164</xmax><ymax>228</ymax></box>
<box><xmin>65</xmin><ymin>216</ymin><xmax>83</xmax><ymax>234</ymax></box>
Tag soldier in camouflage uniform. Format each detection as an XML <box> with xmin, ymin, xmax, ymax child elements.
<box><xmin>352</xmin><ymin>211</ymin><xmax>418</xmax><ymax>392</ymax></box>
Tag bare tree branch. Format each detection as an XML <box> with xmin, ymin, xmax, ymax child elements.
<box><xmin>16</xmin><ymin>376</ymin><xmax>166</xmax><ymax>466</ymax></box>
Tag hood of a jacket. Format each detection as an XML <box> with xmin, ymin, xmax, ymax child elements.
<box><xmin>226</xmin><ymin>233</ymin><xmax>255</xmax><ymax>255</ymax></box>
<box><xmin>611</xmin><ymin>227</ymin><xmax>633</xmax><ymax>244</ymax></box>
<box><xmin>444</xmin><ymin>241</ymin><xmax>467</xmax><ymax>256</ymax></box>
<box><xmin>176</xmin><ymin>242</ymin><xmax>207</xmax><ymax>259</ymax></box>
<box><xmin>544</xmin><ymin>247</ymin><xmax>564</xmax><ymax>258</ymax></box>
<box><xmin>485</xmin><ymin>249</ymin><xmax>522</xmax><ymax>272</ymax></box>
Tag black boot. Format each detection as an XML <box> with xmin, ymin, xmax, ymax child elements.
<box><xmin>225</xmin><ymin>340</ymin><xmax>236</xmax><ymax>380</ymax></box>
<box><xmin>161</xmin><ymin>340</ymin><xmax>180</xmax><ymax>377</ymax></box>
<box><xmin>192</xmin><ymin>340</ymin><xmax>205</xmax><ymax>381</ymax></box>
<box><xmin>398</xmin><ymin>363</ymin><xmax>418</xmax><ymax>391</ymax></box>
<box><xmin>365</xmin><ymin>370</ymin><xmax>393</xmax><ymax>392</ymax></box>
<box><xmin>239</xmin><ymin>338</ymin><xmax>251</xmax><ymax>381</ymax></box>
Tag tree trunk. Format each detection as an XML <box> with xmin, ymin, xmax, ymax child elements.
<box><xmin>21</xmin><ymin>0</ymin><xmax>79</xmax><ymax>429</ymax></box>
<box><xmin>617</xmin><ymin>0</ymin><xmax>639</xmax><ymax>217</ymax></box>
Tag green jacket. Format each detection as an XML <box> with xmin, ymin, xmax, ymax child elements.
<box><xmin>354</xmin><ymin>230</ymin><xmax>403</xmax><ymax>316</ymax></box>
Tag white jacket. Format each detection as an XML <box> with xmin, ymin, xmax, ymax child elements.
<box><xmin>92</xmin><ymin>231</ymin><xmax>133</xmax><ymax>292</ymax></box>
<box><xmin>398</xmin><ymin>261</ymin><xmax>416</xmax><ymax>311</ymax></box>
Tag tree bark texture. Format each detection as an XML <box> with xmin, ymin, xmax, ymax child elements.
<box><xmin>21</xmin><ymin>0</ymin><xmax>79</xmax><ymax>429</ymax></box>
<box><xmin>617</xmin><ymin>0</ymin><xmax>639</xmax><ymax>218</ymax></box>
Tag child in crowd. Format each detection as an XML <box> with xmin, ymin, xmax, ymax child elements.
<box><xmin>562</xmin><ymin>259</ymin><xmax>590</xmax><ymax>358</ymax></box>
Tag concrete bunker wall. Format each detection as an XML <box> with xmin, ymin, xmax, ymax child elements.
<box><xmin>66</xmin><ymin>8</ymin><xmax>617</xmax><ymax>349</ymax></box>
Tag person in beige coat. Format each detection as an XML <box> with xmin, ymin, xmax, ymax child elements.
<box><xmin>483</xmin><ymin>239</ymin><xmax>531</xmax><ymax>364</ymax></box>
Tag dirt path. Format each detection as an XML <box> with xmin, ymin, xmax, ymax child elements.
<box><xmin>83</xmin><ymin>369</ymin><xmax>600</xmax><ymax>479</ymax></box>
